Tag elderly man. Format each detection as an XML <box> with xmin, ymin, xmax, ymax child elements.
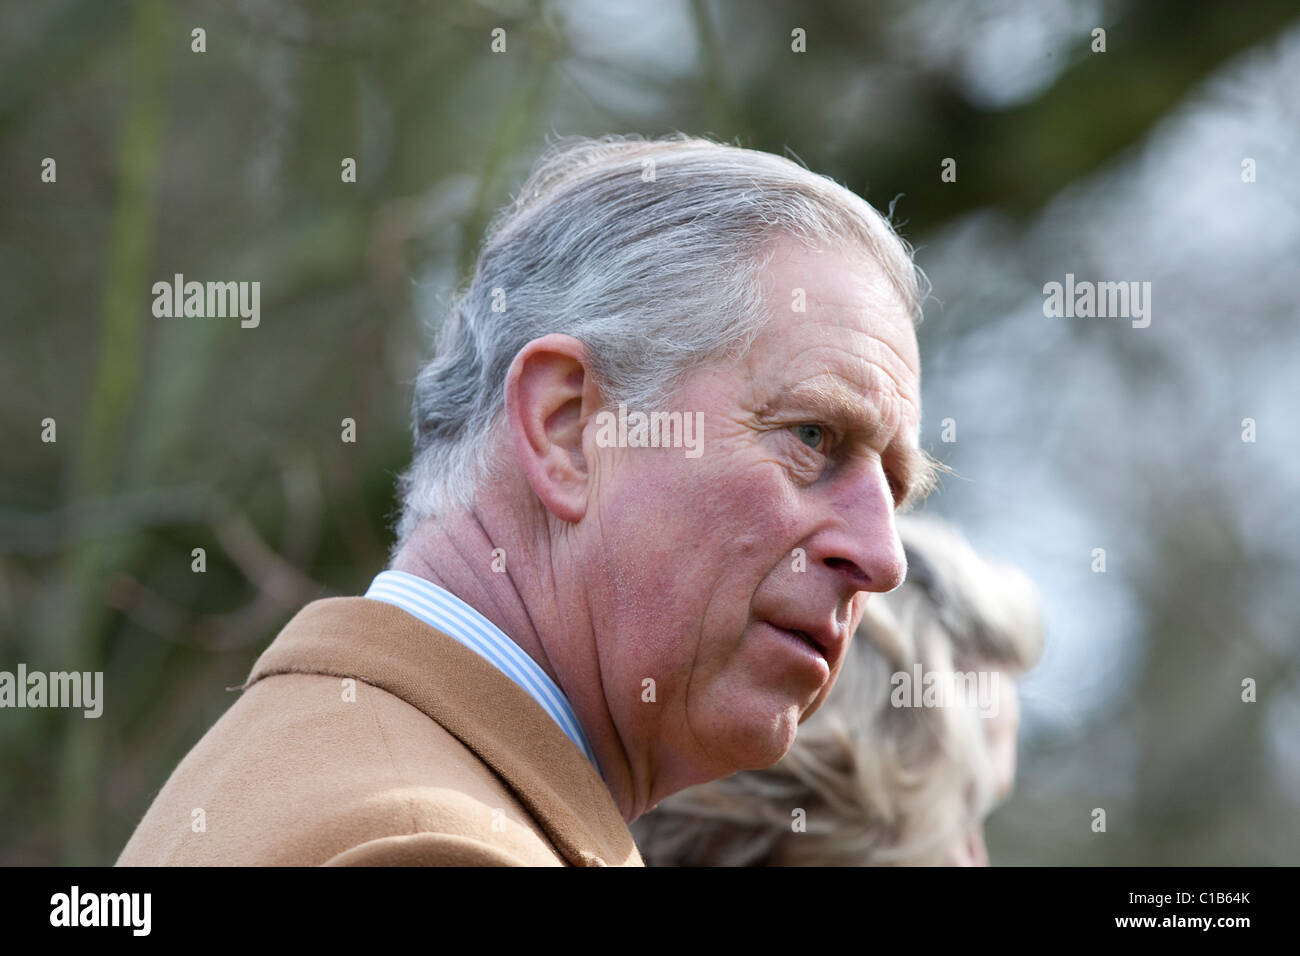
<box><xmin>117</xmin><ymin>134</ymin><xmax>935</xmax><ymax>866</ymax></box>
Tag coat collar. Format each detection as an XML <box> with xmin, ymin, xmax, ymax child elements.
<box><xmin>243</xmin><ymin>596</ymin><xmax>642</xmax><ymax>867</ymax></box>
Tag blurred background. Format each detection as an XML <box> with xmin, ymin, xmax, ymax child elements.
<box><xmin>1</xmin><ymin>0</ymin><xmax>1297</xmax><ymax>865</ymax></box>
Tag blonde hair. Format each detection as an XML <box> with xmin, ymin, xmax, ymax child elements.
<box><xmin>631</xmin><ymin>516</ymin><xmax>1044</xmax><ymax>866</ymax></box>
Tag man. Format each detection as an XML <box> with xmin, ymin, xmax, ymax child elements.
<box><xmin>117</xmin><ymin>134</ymin><xmax>935</xmax><ymax>866</ymax></box>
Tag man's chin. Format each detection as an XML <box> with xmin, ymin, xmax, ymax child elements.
<box><xmin>725</xmin><ymin>710</ymin><xmax>803</xmax><ymax>772</ymax></box>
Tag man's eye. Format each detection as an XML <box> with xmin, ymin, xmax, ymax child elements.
<box><xmin>794</xmin><ymin>424</ymin><xmax>825</xmax><ymax>449</ymax></box>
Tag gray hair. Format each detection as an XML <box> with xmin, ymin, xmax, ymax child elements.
<box><xmin>394</xmin><ymin>133</ymin><xmax>925</xmax><ymax>546</ymax></box>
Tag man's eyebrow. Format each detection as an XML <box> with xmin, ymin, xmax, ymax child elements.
<box><xmin>762</xmin><ymin>380</ymin><xmax>946</xmax><ymax>508</ymax></box>
<box><xmin>896</xmin><ymin>444</ymin><xmax>946</xmax><ymax>511</ymax></box>
<box><xmin>766</xmin><ymin>380</ymin><xmax>889</xmax><ymax>436</ymax></box>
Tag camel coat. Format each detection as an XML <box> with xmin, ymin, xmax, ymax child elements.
<box><xmin>116</xmin><ymin>596</ymin><xmax>643</xmax><ymax>866</ymax></box>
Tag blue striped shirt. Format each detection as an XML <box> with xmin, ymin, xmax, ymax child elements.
<box><xmin>363</xmin><ymin>569</ymin><xmax>600</xmax><ymax>771</ymax></box>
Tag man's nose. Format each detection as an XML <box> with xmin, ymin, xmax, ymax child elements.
<box><xmin>810</xmin><ymin>458</ymin><xmax>906</xmax><ymax>593</ymax></box>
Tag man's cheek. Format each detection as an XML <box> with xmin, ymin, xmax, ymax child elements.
<box><xmin>623</xmin><ymin>629</ymin><xmax>709</xmax><ymax>706</ymax></box>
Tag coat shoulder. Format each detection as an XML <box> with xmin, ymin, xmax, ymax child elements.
<box><xmin>117</xmin><ymin>672</ymin><xmax>566</xmax><ymax>866</ymax></box>
<box><xmin>322</xmin><ymin>832</ymin><xmax>529</xmax><ymax>866</ymax></box>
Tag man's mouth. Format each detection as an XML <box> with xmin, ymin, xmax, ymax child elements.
<box><xmin>763</xmin><ymin>620</ymin><xmax>839</xmax><ymax>674</ymax></box>
<box><xmin>784</xmin><ymin>628</ymin><xmax>823</xmax><ymax>657</ymax></box>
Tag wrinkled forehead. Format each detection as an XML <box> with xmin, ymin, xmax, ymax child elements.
<box><xmin>749</xmin><ymin>247</ymin><xmax>922</xmax><ymax>415</ymax></box>
<box><xmin>761</xmin><ymin>239</ymin><xmax>919</xmax><ymax>362</ymax></box>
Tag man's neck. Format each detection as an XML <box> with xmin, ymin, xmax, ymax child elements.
<box><xmin>392</xmin><ymin>511</ymin><xmax>560</xmax><ymax>683</ymax></box>
<box><xmin>389</xmin><ymin>508</ymin><xmax>642</xmax><ymax>821</ymax></box>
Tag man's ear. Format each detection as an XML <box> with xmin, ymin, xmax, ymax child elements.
<box><xmin>504</xmin><ymin>334</ymin><xmax>603</xmax><ymax>523</ymax></box>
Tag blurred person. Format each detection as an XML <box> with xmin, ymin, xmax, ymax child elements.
<box><xmin>116</xmin><ymin>134</ymin><xmax>938</xmax><ymax>866</ymax></box>
<box><xmin>630</xmin><ymin>515</ymin><xmax>1043</xmax><ymax>866</ymax></box>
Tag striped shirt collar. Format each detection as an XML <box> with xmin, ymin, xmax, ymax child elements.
<box><xmin>363</xmin><ymin>569</ymin><xmax>600</xmax><ymax>772</ymax></box>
